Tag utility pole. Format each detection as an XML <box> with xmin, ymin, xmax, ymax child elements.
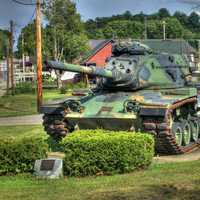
<box><xmin>22</xmin><ymin>33</ymin><xmax>25</xmax><ymax>81</ymax></box>
<box><xmin>36</xmin><ymin>0</ymin><xmax>43</xmax><ymax>112</ymax></box>
<box><xmin>198</xmin><ymin>40</ymin><xmax>200</xmax><ymax>71</ymax></box>
<box><xmin>6</xmin><ymin>46</ymin><xmax>10</xmax><ymax>94</ymax></box>
<box><xmin>9</xmin><ymin>20</ymin><xmax>14</xmax><ymax>95</ymax></box>
<box><xmin>162</xmin><ymin>20</ymin><xmax>166</xmax><ymax>40</ymax></box>
<box><xmin>144</xmin><ymin>16</ymin><xmax>147</xmax><ymax>40</ymax></box>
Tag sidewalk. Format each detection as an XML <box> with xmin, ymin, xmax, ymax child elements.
<box><xmin>0</xmin><ymin>81</ymin><xmax>6</xmax><ymax>97</ymax></box>
<box><xmin>0</xmin><ymin>114</ymin><xmax>43</xmax><ymax>126</ymax></box>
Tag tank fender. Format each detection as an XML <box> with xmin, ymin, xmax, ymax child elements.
<box><xmin>40</xmin><ymin>96</ymin><xmax>81</xmax><ymax>115</ymax></box>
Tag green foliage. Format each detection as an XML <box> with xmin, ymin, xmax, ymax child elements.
<box><xmin>157</xmin><ymin>8</ymin><xmax>171</xmax><ymax>19</ymax></box>
<box><xmin>85</xmin><ymin>8</ymin><xmax>200</xmax><ymax>40</ymax></box>
<box><xmin>17</xmin><ymin>0</ymin><xmax>89</xmax><ymax>62</ymax></box>
<box><xmin>103</xmin><ymin>20</ymin><xmax>144</xmax><ymax>39</ymax></box>
<box><xmin>0</xmin><ymin>136</ymin><xmax>48</xmax><ymax>175</ymax></box>
<box><xmin>14</xmin><ymin>82</ymin><xmax>36</xmax><ymax>94</ymax></box>
<box><xmin>17</xmin><ymin>22</ymin><xmax>37</xmax><ymax>58</ymax></box>
<box><xmin>60</xmin><ymin>81</ymin><xmax>86</xmax><ymax>94</ymax></box>
<box><xmin>61</xmin><ymin>130</ymin><xmax>154</xmax><ymax>177</ymax></box>
<box><xmin>43</xmin><ymin>0</ymin><xmax>89</xmax><ymax>62</ymax></box>
<box><xmin>0</xmin><ymin>29</ymin><xmax>9</xmax><ymax>60</ymax></box>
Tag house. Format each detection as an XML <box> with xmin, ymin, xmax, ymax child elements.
<box><xmin>83</xmin><ymin>39</ymin><xmax>113</xmax><ymax>67</ymax></box>
<box><xmin>0</xmin><ymin>60</ymin><xmax>7</xmax><ymax>82</ymax></box>
<box><xmin>60</xmin><ymin>39</ymin><xmax>114</xmax><ymax>83</ymax></box>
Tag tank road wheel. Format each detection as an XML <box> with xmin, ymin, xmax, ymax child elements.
<box><xmin>43</xmin><ymin>114</ymin><xmax>69</xmax><ymax>139</ymax></box>
<box><xmin>181</xmin><ymin>120</ymin><xmax>191</xmax><ymax>146</ymax></box>
<box><xmin>190</xmin><ymin>119</ymin><xmax>199</xmax><ymax>142</ymax></box>
<box><xmin>172</xmin><ymin>122</ymin><xmax>183</xmax><ymax>147</ymax></box>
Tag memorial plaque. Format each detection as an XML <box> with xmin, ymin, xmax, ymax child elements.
<box><xmin>34</xmin><ymin>159</ymin><xmax>63</xmax><ymax>179</ymax></box>
<box><xmin>40</xmin><ymin>160</ymin><xmax>55</xmax><ymax>171</ymax></box>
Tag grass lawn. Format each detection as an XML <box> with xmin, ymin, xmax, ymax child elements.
<box><xmin>0</xmin><ymin>161</ymin><xmax>200</xmax><ymax>200</ymax></box>
<box><xmin>0</xmin><ymin>125</ymin><xmax>45</xmax><ymax>138</ymax></box>
<box><xmin>0</xmin><ymin>125</ymin><xmax>200</xmax><ymax>200</ymax></box>
<box><xmin>0</xmin><ymin>89</ymin><xmax>66</xmax><ymax>117</ymax></box>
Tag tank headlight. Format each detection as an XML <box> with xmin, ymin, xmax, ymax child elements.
<box><xmin>63</xmin><ymin>100</ymin><xmax>84</xmax><ymax>113</ymax></box>
<box><xmin>124</xmin><ymin>100</ymin><xmax>140</xmax><ymax>113</ymax></box>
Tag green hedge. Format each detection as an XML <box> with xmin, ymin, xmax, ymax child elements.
<box><xmin>61</xmin><ymin>130</ymin><xmax>154</xmax><ymax>177</ymax></box>
<box><xmin>0</xmin><ymin>136</ymin><xmax>48</xmax><ymax>175</ymax></box>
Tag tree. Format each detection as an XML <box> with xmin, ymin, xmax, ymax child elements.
<box><xmin>174</xmin><ymin>11</ymin><xmax>188</xmax><ymax>26</ymax></box>
<box><xmin>43</xmin><ymin>0</ymin><xmax>89</xmax><ymax>62</ymax></box>
<box><xmin>158</xmin><ymin>8</ymin><xmax>170</xmax><ymax>19</ymax></box>
<box><xmin>187</xmin><ymin>12</ymin><xmax>200</xmax><ymax>31</ymax></box>
<box><xmin>103</xmin><ymin>20</ymin><xmax>144</xmax><ymax>39</ymax></box>
<box><xmin>0</xmin><ymin>30</ymin><xmax>9</xmax><ymax>60</ymax></box>
<box><xmin>17</xmin><ymin>22</ymin><xmax>36</xmax><ymax>58</ymax></box>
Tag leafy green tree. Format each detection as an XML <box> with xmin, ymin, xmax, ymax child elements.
<box><xmin>158</xmin><ymin>8</ymin><xmax>171</xmax><ymax>19</ymax></box>
<box><xmin>17</xmin><ymin>22</ymin><xmax>36</xmax><ymax>58</ymax></box>
<box><xmin>0</xmin><ymin>30</ymin><xmax>9</xmax><ymax>60</ymax></box>
<box><xmin>165</xmin><ymin>18</ymin><xmax>184</xmax><ymax>38</ymax></box>
<box><xmin>187</xmin><ymin>12</ymin><xmax>200</xmax><ymax>31</ymax></box>
<box><xmin>173</xmin><ymin>11</ymin><xmax>188</xmax><ymax>26</ymax></box>
<box><xmin>102</xmin><ymin>20</ymin><xmax>144</xmax><ymax>39</ymax></box>
<box><xmin>43</xmin><ymin>0</ymin><xmax>89</xmax><ymax>62</ymax></box>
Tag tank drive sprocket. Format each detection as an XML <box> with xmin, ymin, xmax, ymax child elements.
<box><xmin>43</xmin><ymin>114</ymin><xmax>69</xmax><ymax>139</ymax></box>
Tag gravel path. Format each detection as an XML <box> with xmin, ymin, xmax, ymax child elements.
<box><xmin>0</xmin><ymin>114</ymin><xmax>43</xmax><ymax>126</ymax></box>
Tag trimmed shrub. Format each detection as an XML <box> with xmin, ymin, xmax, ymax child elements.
<box><xmin>0</xmin><ymin>136</ymin><xmax>48</xmax><ymax>175</ymax></box>
<box><xmin>61</xmin><ymin>130</ymin><xmax>154</xmax><ymax>177</ymax></box>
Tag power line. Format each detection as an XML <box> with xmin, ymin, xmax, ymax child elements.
<box><xmin>11</xmin><ymin>0</ymin><xmax>37</xmax><ymax>6</ymax></box>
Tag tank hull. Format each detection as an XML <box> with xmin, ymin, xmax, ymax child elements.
<box><xmin>42</xmin><ymin>87</ymin><xmax>200</xmax><ymax>155</ymax></box>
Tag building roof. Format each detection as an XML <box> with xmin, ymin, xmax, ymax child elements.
<box><xmin>83</xmin><ymin>39</ymin><xmax>113</xmax><ymax>63</ymax></box>
<box><xmin>141</xmin><ymin>39</ymin><xmax>196</xmax><ymax>55</ymax></box>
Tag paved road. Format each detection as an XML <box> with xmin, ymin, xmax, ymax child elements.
<box><xmin>0</xmin><ymin>114</ymin><xmax>43</xmax><ymax>126</ymax></box>
<box><xmin>154</xmin><ymin>148</ymin><xmax>200</xmax><ymax>163</ymax></box>
<box><xmin>0</xmin><ymin>82</ymin><xmax>6</xmax><ymax>97</ymax></box>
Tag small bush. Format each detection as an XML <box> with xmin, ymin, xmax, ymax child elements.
<box><xmin>61</xmin><ymin>130</ymin><xmax>154</xmax><ymax>177</ymax></box>
<box><xmin>14</xmin><ymin>82</ymin><xmax>35</xmax><ymax>94</ymax></box>
<box><xmin>0</xmin><ymin>136</ymin><xmax>48</xmax><ymax>175</ymax></box>
<box><xmin>60</xmin><ymin>82</ymin><xmax>86</xmax><ymax>94</ymax></box>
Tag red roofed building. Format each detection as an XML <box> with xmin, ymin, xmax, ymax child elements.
<box><xmin>84</xmin><ymin>39</ymin><xmax>113</xmax><ymax>67</ymax></box>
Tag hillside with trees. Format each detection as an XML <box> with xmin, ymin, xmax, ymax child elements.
<box><xmin>16</xmin><ymin>6</ymin><xmax>200</xmax><ymax>60</ymax></box>
<box><xmin>85</xmin><ymin>8</ymin><xmax>200</xmax><ymax>39</ymax></box>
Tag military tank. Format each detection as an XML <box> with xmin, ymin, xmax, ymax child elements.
<box><xmin>41</xmin><ymin>42</ymin><xmax>200</xmax><ymax>155</ymax></box>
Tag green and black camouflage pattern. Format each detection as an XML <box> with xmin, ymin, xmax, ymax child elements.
<box><xmin>41</xmin><ymin>42</ymin><xmax>200</xmax><ymax>155</ymax></box>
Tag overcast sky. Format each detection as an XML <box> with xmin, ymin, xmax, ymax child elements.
<box><xmin>1</xmin><ymin>0</ymin><xmax>200</xmax><ymax>41</ymax></box>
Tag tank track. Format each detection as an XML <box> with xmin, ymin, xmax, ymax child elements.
<box><xmin>43</xmin><ymin>114</ymin><xmax>69</xmax><ymax>138</ymax></box>
<box><xmin>43</xmin><ymin>97</ymin><xmax>200</xmax><ymax>154</ymax></box>
<box><xmin>143</xmin><ymin>97</ymin><xmax>200</xmax><ymax>155</ymax></box>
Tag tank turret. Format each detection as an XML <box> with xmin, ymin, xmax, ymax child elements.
<box><xmin>47</xmin><ymin>47</ymin><xmax>191</xmax><ymax>91</ymax></box>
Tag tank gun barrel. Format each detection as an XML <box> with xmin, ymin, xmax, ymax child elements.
<box><xmin>47</xmin><ymin>61</ymin><xmax>113</xmax><ymax>79</ymax></box>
